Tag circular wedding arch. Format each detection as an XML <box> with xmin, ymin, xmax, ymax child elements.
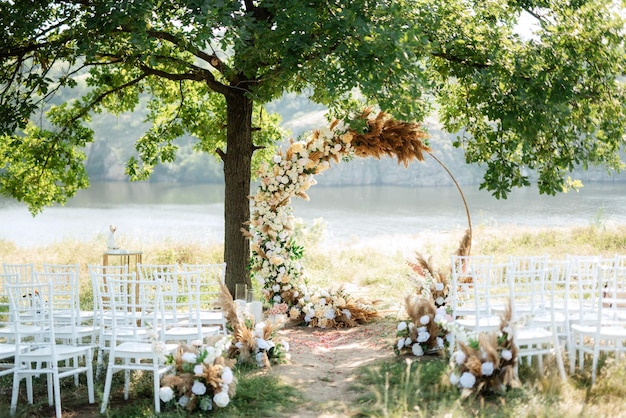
<box><xmin>245</xmin><ymin>110</ymin><xmax>470</xmax><ymax>328</ymax></box>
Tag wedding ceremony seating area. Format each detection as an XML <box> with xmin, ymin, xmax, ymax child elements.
<box><xmin>447</xmin><ymin>254</ymin><xmax>626</xmax><ymax>386</ymax></box>
<box><xmin>1</xmin><ymin>253</ymin><xmax>626</xmax><ymax>415</ymax></box>
<box><xmin>0</xmin><ymin>261</ymin><xmax>228</xmax><ymax>417</ymax></box>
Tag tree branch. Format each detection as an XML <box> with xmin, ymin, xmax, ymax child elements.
<box><xmin>144</xmin><ymin>29</ymin><xmax>236</xmax><ymax>82</ymax></box>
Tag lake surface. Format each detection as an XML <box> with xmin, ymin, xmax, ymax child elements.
<box><xmin>1</xmin><ymin>182</ymin><xmax>625</xmax><ymax>248</ymax></box>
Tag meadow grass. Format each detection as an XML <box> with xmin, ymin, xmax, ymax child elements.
<box><xmin>1</xmin><ymin>224</ymin><xmax>626</xmax><ymax>417</ymax></box>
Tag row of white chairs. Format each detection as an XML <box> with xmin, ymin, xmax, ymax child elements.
<box><xmin>0</xmin><ymin>261</ymin><xmax>228</xmax><ymax>416</ymax></box>
<box><xmin>449</xmin><ymin>254</ymin><xmax>626</xmax><ymax>383</ymax></box>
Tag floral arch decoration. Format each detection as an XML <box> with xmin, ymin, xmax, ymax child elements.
<box><xmin>245</xmin><ymin>109</ymin><xmax>433</xmax><ymax>328</ymax></box>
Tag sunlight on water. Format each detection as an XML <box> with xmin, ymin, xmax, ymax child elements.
<box><xmin>1</xmin><ymin>182</ymin><xmax>625</xmax><ymax>249</ymax></box>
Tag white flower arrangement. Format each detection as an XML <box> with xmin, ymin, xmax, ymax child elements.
<box><xmin>448</xmin><ymin>302</ymin><xmax>520</xmax><ymax>398</ymax></box>
<box><xmin>287</xmin><ymin>286</ymin><xmax>377</xmax><ymax>328</ymax></box>
<box><xmin>394</xmin><ymin>295</ymin><xmax>451</xmax><ymax>357</ymax></box>
<box><xmin>160</xmin><ymin>336</ymin><xmax>236</xmax><ymax>412</ymax></box>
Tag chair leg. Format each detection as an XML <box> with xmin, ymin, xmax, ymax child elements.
<box><xmin>53</xmin><ymin>368</ymin><xmax>62</xmax><ymax>418</ymax></box>
<box><xmin>25</xmin><ymin>374</ymin><xmax>33</xmax><ymax>404</ymax></box>
<box><xmin>100</xmin><ymin>363</ymin><xmax>115</xmax><ymax>413</ymax></box>
<box><xmin>579</xmin><ymin>344</ymin><xmax>585</xmax><ymax>372</ymax></box>
<box><xmin>591</xmin><ymin>342</ymin><xmax>601</xmax><ymax>384</ymax></box>
<box><xmin>124</xmin><ymin>361</ymin><xmax>131</xmax><ymax>400</ymax></box>
<box><xmin>10</xmin><ymin>370</ymin><xmax>21</xmax><ymax>415</ymax></box>
<box><xmin>73</xmin><ymin>355</ymin><xmax>80</xmax><ymax>386</ymax></box>
<box><xmin>568</xmin><ymin>334</ymin><xmax>576</xmax><ymax>374</ymax></box>
<box><xmin>553</xmin><ymin>336</ymin><xmax>567</xmax><ymax>381</ymax></box>
<box><xmin>47</xmin><ymin>371</ymin><xmax>54</xmax><ymax>406</ymax></box>
<box><xmin>153</xmin><ymin>365</ymin><xmax>161</xmax><ymax>414</ymax></box>
<box><xmin>86</xmin><ymin>351</ymin><xmax>95</xmax><ymax>404</ymax></box>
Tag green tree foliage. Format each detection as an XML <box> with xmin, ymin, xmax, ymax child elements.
<box><xmin>1</xmin><ymin>0</ymin><xmax>625</xmax><ymax>291</ymax></box>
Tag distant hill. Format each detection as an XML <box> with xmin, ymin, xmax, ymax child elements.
<box><xmin>84</xmin><ymin>93</ymin><xmax>624</xmax><ymax>188</ymax></box>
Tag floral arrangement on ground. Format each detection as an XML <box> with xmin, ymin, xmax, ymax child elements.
<box><xmin>395</xmin><ymin>295</ymin><xmax>453</xmax><ymax>357</ymax></box>
<box><xmin>396</xmin><ymin>230</ymin><xmax>472</xmax><ymax>356</ymax></box>
<box><xmin>218</xmin><ymin>283</ymin><xmax>290</xmax><ymax>367</ymax></box>
<box><xmin>448</xmin><ymin>302</ymin><xmax>520</xmax><ymax>398</ymax></box>
<box><xmin>159</xmin><ymin>335</ymin><xmax>236</xmax><ymax>412</ymax></box>
<box><xmin>244</xmin><ymin>109</ymin><xmax>430</xmax><ymax>328</ymax></box>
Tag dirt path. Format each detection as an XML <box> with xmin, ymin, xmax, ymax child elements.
<box><xmin>270</xmin><ymin>317</ymin><xmax>398</xmax><ymax>417</ymax></box>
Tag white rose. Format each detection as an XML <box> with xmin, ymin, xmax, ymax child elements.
<box><xmin>181</xmin><ymin>352</ymin><xmax>197</xmax><ymax>364</ymax></box>
<box><xmin>412</xmin><ymin>344</ymin><xmax>424</xmax><ymax>356</ymax></box>
<box><xmin>192</xmin><ymin>381</ymin><xmax>207</xmax><ymax>395</ymax></box>
<box><xmin>257</xmin><ymin>338</ymin><xmax>270</xmax><ymax>350</ymax></box>
<box><xmin>449</xmin><ymin>372</ymin><xmax>460</xmax><ymax>386</ymax></box>
<box><xmin>501</xmin><ymin>349</ymin><xmax>513</xmax><ymax>361</ymax></box>
<box><xmin>213</xmin><ymin>390</ymin><xmax>230</xmax><ymax>408</ymax></box>
<box><xmin>435</xmin><ymin>283</ymin><xmax>444</xmax><ymax>291</ymax></box>
<box><xmin>193</xmin><ymin>364</ymin><xmax>204</xmax><ymax>376</ymax></box>
<box><xmin>454</xmin><ymin>351</ymin><xmax>467</xmax><ymax>366</ymax></box>
<box><xmin>420</xmin><ymin>315</ymin><xmax>430</xmax><ymax>325</ymax></box>
<box><xmin>178</xmin><ymin>395</ymin><xmax>190</xmax><ymax>407</ymax></box>
<box><xmin>459</xmin><ymin>372</ymin><xmax>476</xmax><ymax>389</ymax></box>
<box><xmin>397</xmin><ymin>322</ymin><xmax>407</xmax><ymax>332</ymax></box>
<box><xmin>397</xmin><ymin>338</ymin><xmax>405</xmax><ymax>350</ymax></box>
<box><xmin>417</xmin><ymin>331</ymin><xmax>430</xmax><ymax>343</ymax></box>
<box><xmin>159</xmin><ymin>386</ymin><xmax>175</xmax><ymax>403</ymax></box>
<box><xmin>481</xmin><ymin>361</ymin><xmax>495</xmax><ymax>376</ymax></box>
<box><xmin>222</xmin><ymin>367</ymin><xmax>233</xmax><ymax>385</ymax></box>
<box><xmin>273</xmin><ymin>155</ymin><xmax>282</xmax><ymax>163</ymax></box>
<box><xmin>404</xmin><ymin>337</ymin><xmax>412</xmax><ymax>347</ymax></box>
<box><xmin>324</xmin><ymin>308</ymin><xmax>336</xmax><ymax>320</ymax></box>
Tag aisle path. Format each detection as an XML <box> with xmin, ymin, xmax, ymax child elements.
<box><xmin>271</xmin><ymin>318</ymin><xmax>396</xmax><ymax>417</ymax></box>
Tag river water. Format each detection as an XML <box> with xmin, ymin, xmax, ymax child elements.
<box><xmin>1</xmin><ymin>182</ymin><xmax>625</xmax><ymax>248</ymax></box>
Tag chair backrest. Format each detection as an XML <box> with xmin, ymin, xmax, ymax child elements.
<box><xmin>507</xmin><ymin>264</ymin><xmax>550</xmax><ymax>325</ymax></box>
<box><xmin>35</xmin><ymin>271</ymin><xmax>80</xmax><ymax>326</ymax></box>
<box><xmin>181</xmin><ymin>263</ymin><xmax>226</xmax><ymax>311</ymax></box>
<box><xmin>88</xmin><ymin>264</ymin><xmax>129</xmax><ymax>314</ymax></box>
<box><xmin>42</xmin><ymin>263</ymin><xmax>80</xmax><ymax>275</ymax></box>
<box><xmin>451</xmin><ymin>255</ymin><xmax>507</xmax><ymax>317</ymax></box>
<box><xmin>137</xmin><ymin>263</ymin><xmax>179</xmax><ymax>281</ymax></box>
<box><xmin>3</xmin><ymin>263</ymin><xmax>36</xmax><ymax>283</ymax></box>
<box><xmin>157</xmin><ymin>270</ymin><xmax>194</xmax><ymax>326</ymax></box>
<box><xmin>106</xmin><ymin>275</ymin><xmax>163</xmax><ymax>342</ymax></box>
<box><xmin>598</xmin><ymin>256</ymin><xmax>626</xmax><ymax>324</ymax></box>
<box><xmin>6</xmin><ymin>282</ymin><xmax>54</xmax><ymax>347</ymax></box>
<box><xmin>565</xmin><ymin>255</ymin><xmax>604</xmax><ymax>313</ymax></box>
<box><xmin>0</xmin><ymin>273</ymin><xmax>19</xmax><ymax>329</ymax></box>
<box><xmin>508</xmin><ymin>255</ymin><xmax>549</xmax><ymax>272</ymax></box>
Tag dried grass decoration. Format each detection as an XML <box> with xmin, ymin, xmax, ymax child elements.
<box><xmin>218</xmin><ymin>283</ymin><xmax>290</xmax><ymax>367</ymax></box>
<box><xmin>247</xmin><ymin>109</ymin><xmax>429</xmax><ymax>328</ymax></box>
<box><xmin>395</xmin><ymin>295</ymin><xmax>452</xmax><ymax>357</ymax></box>
<box><xmin>409</xmin><ymin>229</ymin><xmax>472</xmax><ymax>308</ymax></box>
<box><xmin>448</xmin><ymin>301</ymin><xmax>520</xmax><ymax>398</ymax></box>
<box><xmin>159</xmin><ymin>336</ymin><xmax>236</xmax><ymax>412</ymax></box>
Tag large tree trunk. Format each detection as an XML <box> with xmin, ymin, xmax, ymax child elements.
<box><xmin>223</xmin><ymin>91</ymin><xmax>254</xmax><ymax>296</ymax></box>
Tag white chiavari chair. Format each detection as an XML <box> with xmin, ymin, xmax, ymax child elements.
<box><xmin>8</xmin><ymin>282</ymin><xmax>95</xmax><ymax>418</ymax></box>
<box><xmin>100</xmin><ymin>274</ymin><xmax>177</xmax><ymax>414</ymax></box>
<box><xmin>507</xmin><ymin>264</ymin><xmax>566</xmax><ymax>380</ymax></box>
<box><xmin>181</xmin><ymin>263</ymin><xmax>227</xmax><ymax>334</ymax></box>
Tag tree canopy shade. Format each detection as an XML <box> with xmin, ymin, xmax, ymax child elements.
<box><xmin>1</xmin><ymin>0</ymin><xmax>625</xmax><ymax>292</ymax></box>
